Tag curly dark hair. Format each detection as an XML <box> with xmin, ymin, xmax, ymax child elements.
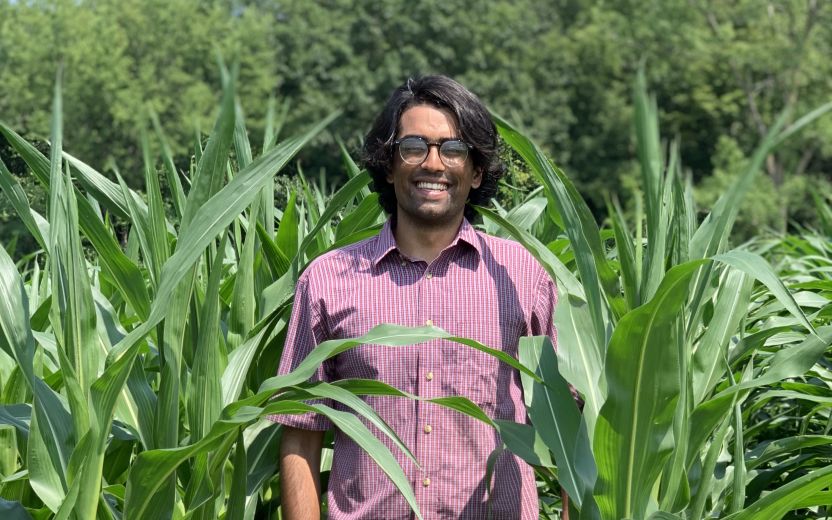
<box><xmin>361</xmin><ymin>75</ymin><xmax>505</xmax><ymax>221</ymax></box>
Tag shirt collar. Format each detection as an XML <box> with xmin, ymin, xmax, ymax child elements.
<box><xmin>372</xmin><ymin>217</ymin><xmax>482</xmax><ymax>267</ymax></box>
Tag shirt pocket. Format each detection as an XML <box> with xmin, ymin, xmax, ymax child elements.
<box><xmin>440</xmin><ymin>328</ymin><xmax>501</xmax><ymax>414</ymax></box>
<box><xmin>446</xmin><ymin>315</ymin><xmax>526</xmax><ymax>413</ymax></box>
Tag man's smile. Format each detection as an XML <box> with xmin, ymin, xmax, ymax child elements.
<box><xmin>415</xmin><ymin>181</ymin><xmax>449</xmax><ymax>192</ymax></box>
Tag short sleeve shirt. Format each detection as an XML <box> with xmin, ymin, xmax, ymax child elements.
<box><xmin>272</xmin><ymin>218</ymin><xmax>557</xmax><ymax>520</ymax></box>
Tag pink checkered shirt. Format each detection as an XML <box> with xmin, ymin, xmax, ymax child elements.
<box><xmin>274</xmin><ymin>218</ymin><xmax>557</xmax><ymax>519</ymax></box>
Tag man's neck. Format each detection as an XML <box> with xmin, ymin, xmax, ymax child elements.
<box><xmin>392</xmin><ymin>214</ymin><xmax>464</xmax><ymax>264</ymax></box>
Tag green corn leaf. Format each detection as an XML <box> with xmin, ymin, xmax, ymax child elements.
<box><xmin>0</xmin><ymin>404</ymin><xmax>30</xmax><ymax>436</ymax></box>
<box><xmin>494</xmin><ymin>113</ymin><xmax>619</xmax><ymax>348</ymax></box>
<box><xmin>728</xmin><ymin>326</ymin><xmax>793</xmax><ymax>365</ymax></box>
<box><xmin>0</xmin><ymin>244</ymin><xmax>72</xmax><ymax>511</ymax></box>
<box><xmin>338</xmin><ymin>139</ymin><xmax>372</xmax><ymax>198</ymax></box>
<box><xmin>140</xmin><ymin>126</ymin><xmax>171</xmax><ymax>286</ymax></box>
<box><xmin>91</xmin><ymin>291</ymin><xmax>155</xmax><ymax>450</ymax></box>
<box><xmin>48</xmin><ymin>149</ymin><xmax>96</xmax><ymax>432</ymax></box>
<box><xmin>180</xmin><ymin>67</ymin><xmax>237</xmax><ymax>231</ymax></box>
<box><xmin>255</xmin><ymin>221</ymin><xmax>290</xmax><ymax>278</ymax></box>
<box><xmin>554</xmin><ymin>291</ymin><xmax>604</xmax><ymax>438</ymax></box>
<box><xmin>633</xmin><ymin>68</ymin><xmax>670</xmax><ymax>303</ymax></box>
<box><xmin>690</xmin><ymin>413</ymin><xmax>733</xmax><ymax>520</ymax></box>
<box><xmin>221</xmin><ymin>316</ymin><xmax>281</xmax><ymax>406</ymax></box>
<box><xmin>487</xmin><ymin>196</ymin><xmax>548</xmax><ymax>239</ymax></box>
<box><xmin>325</xmin><ymin>226</ymin><xmax>384</xmax><ymax>253</ymax></box>
<box><xmin>77</xmin><ymin>112</ymin><xmax>340</xmax><ymax>515</ymax></box>
<box><xmin>46</xmin><ymin>73</ymin><xmax>104</xmax><ymax>518</ymax></box>
<box><xmin>691</xmin><ymin>269</ymin><xmax>754</xmax><ymax>404</ymax></box>
<box><xmin>633</xmin><ymin>68</ymin><xmax>662</xmax><ymax>241</ymax></box>
<box><xmin>608</xmin><ymin>197</ymin><xmax>638</xmax><ymax>310</ymax></box>
<box><xmin>224</xmin><ymin>430</ymin><xmax>247</xmax><ymax>520</ymax></box>
<box><xmin>721</xmin><ymin>465</ymin><xmax>832</xmax><ymax>520</ymax></box>
<box><xmin>188</xmin><ymin>234</ymin><xmax>228</xmax><ymax>442</ymax></box>
<box><xmin>745</xmin><ymin>435</ymin><xmax>832</xmax><ymax>471</ymax></box>
<box><xmin>262</xmin><ymin>96</ymin><xmax>289</xmax><ymax>154</ymax></box>
<box><xmin>233</xmin><ymin>99</ymin><xmax>253</xmax><ymax>171</ymax></box>
<box><xmin>769</xmin><ymin>99</ymin><xmax>832</xmax><ymax>149</ymax></box>
<box><xmin>690</xmin><ymin>112</ymin><xmax>788</xmax><ymax>261</ymax></box>
<box><xmin>0</xmin><ymin>117</ymin><xmax>152</xmax><ymax>228</ymax></box>
<box><xmin>0</xmin><ymin>121</ymin><xmax>150</xmax><ymax>320</ymax></box>
<box><xmin>593</xmin><ymin>259</ymin><xmax>706</xmax><ymax>520</ymax></box>
<box><xmin>261</xmin><ymin>171</ymin><xmax>369</xmax><ymax>315</ymax></box>
<box><xmin>730</xmin><ymin>401</ymin><xmax>746</xmax><ymax>513</ymax></box>
<box><xmin>63</xmin><ymin>152</ymin><xmax>144</xmax><ymax>223</ymax></box>
<box><xmin>518</xmin><ymin>335</ymin><xmax>593</xmax><ymax>508</ymax></box>
<box><xmin>274</xmin><ymin>190</ymin><xmax>300</xmax><ymax>264</ymax></box>
<box><xmin>149</xmin><ymin>109</ymin><xmax>186</xmax><ymax>220</ymax></box>
<box><xmin>254</xmin><ymin>324</ymin><xmax>538</xmax><ymax>404</ymax></box>
<box><xmin>0</xmin><ymin>121</ymin><xmax>143</xmax><ymax>225</ymax></box>
<box><xmin>688</xmin><ymin>329</ymin><xmax>831</xmax><ymax>473</ymax></box>
<box><xmin>109</xmin><ymin>111</ymin><xmax>340</xmax><ymax>364</ymax></box>
<box><xmin>125</xmin><ymin>401</ymin><xmax>423</xmax><ymax>520</ymax></box>
<box><xmin>279</xmin><ymin>381</ymin><xmax>418</xmax><ymax>465</ymax></box>
<box><xmin>335</xmin><ymin>192</ymin><xmax>382</xmax><ymax>240</ymax></box>
<box><xmin>0</xmin><ymin>159</ymin><xmax>49</xmax><ymax>254</ymax></box>
<box><xmin>648</xmin><ymin>513</ymin><xmax>685</xmax><ymax>520</ymax></box>
<box><xmin>714</xmin><ymin>250</ymin><xmax>818</xmax><ymax>336</ymax></box>
<box><xmin>478</xmin><ymin>206</ymin><xmax>583</xmax><ymax>298</ymax></box>
<box><xmin>493</xmin><ymin>420</ymin><xmax>554</xmax><ymax>467</ymax></box>
<box><xmin>115</xmin><ymin>170</ymin><xmax>154</xmax><ymax>282</ymax></box>
<box><xmin>711</xmin><ymin>326</ymin><xmax>832</xmax><ymax>400</ymax></box>
<box><xmin>642</xmin><ymin>151</ymin><xmax>676</xmax><ymax>302</ymax></box>
<box><xmin>228</xmin><ymin>201</ymin><xmax>259</xmax><ymax>349</ymax></box>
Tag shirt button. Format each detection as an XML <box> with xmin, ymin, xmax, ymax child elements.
<box><xmin>400</xmin><ymin>260</ymin><xmax>406</xmax><ymax>266</ymax></box>
<box><xmin>422</xmin><ymin>477</ymin><xmax>431</xmax><ymax>487</ymax></box>
<box><xmin>426</xmin><ymin>272</ymin><xmax>433</xmax><ymax>279</ymax></box>
<box><xmin>425</xmin><ymin>319</ymin><xmax>433</xmax><ymax>326</ymax></box>
<box><xmin>424</xmin><ymin>424</ymin><xmax>432</xmax><ymax>434</ymax></box>
<box><xmin>426</xmin><ymin>371</ymin><xmax>434</xmax><ymax>381</ymax></box>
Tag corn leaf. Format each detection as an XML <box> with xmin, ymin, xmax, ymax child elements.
<box><xmin>518</xmin><ymin>335</ymin><xmax>593</xmax><ymax>508</ymax></box>
<box><xmin>593</xmin><ymin>259</ymin><xmax>706</xmax><ymax>520</ymax></box>
<box><xmin>721</xmin><ymin>465</ymin><xmax>832</xmax><ymax>520</ymax></box>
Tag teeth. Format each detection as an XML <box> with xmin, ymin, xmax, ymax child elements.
<box><xmin>416</xmin><ymin>182</ymin><xmax>447</xmax><ymax>191</ymax></box>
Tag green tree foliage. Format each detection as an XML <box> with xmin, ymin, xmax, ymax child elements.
<box><xmin>1</xmin><ymin>0</ymin><xmax>830</xmax><ymax>246</ymax></box>
<box><xmin>0</xmin><ymin>0</ymin><xmax>277</xmax><ymax>179</ymax></box>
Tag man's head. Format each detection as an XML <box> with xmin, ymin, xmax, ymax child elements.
<box><xmin>362</xmin><ymin>75</ymin><xmax>505</xmax><ymax>222</ymax></box>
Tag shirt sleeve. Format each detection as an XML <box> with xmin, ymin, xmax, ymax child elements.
<box><xmin>530</xmin><ymin>265</ymin><xmax>584</xmax><ymax>408</ymax></box>
<box><xmin>529</xmin><ymin>266</ymin><xmax>557</xmax><ymax>346</ymax></box>
<box><xmin>269</xmin><ymin>272</ymin><xmax>334</xmax><ymax>431</ymax></box>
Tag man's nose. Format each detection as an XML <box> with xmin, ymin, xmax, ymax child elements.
<box><xmin>421</xmin><ymin>145</ymin><xmax>445</xmax><ymax>171</ymax></box>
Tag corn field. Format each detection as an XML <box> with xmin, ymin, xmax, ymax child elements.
<box><xmin>1</xmin><ymin>67</ymin><xmax>831</xmax><ymax>520</ymax></box>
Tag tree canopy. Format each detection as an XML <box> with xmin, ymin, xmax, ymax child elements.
<box><xmin>1</xmin><ymin>0</ymin><xmax>830</xmax><ymax>243</ymax></box>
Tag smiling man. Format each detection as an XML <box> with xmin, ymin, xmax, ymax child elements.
<box><xmin>275</xmin><ymin>75</ymin><xmax>558</xmax><ymax>519</ymax></box>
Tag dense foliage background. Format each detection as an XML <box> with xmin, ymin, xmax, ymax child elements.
<box><xmin>2</xmin><ymin>0</ymin><xmax>831</xmax><ymax>255</ymax></box>
<box><xmin>1</xmin><ymin>2</ymin><xmax>832</xmax><ymax>519</ymax></box>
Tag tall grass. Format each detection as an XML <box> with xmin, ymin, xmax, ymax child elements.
<box><xmin>0</xmin><ymin>67</ymin><xmax>830</xmax><ymax>520</ymax></box>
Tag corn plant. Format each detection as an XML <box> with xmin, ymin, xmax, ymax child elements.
<box><xmin>0</xmin><ymin>68</ymin><xmax>462</xmax><ymax>519</ymax></box>
<box><xmin>2</xmin><ymin>63</ymin><xmax>831</xmax><ymax>520</ymax></box>
<box><xmin>481</xmin><ymin>72</ymin><xmax>832</xmax><ymax>520</ymax></box>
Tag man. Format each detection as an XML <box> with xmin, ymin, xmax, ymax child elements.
<box><xmin>275</xmin><ymin>75</ymin><xmax>557</xmax><ymax>519</ymax></box>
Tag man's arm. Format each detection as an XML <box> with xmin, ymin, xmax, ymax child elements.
<box><xmin>280</xmin><ymin>426</ymin><xmax>324</xmax><ymax>520</ymax></box>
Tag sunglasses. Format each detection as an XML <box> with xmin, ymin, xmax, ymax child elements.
<box><xmin>394</xmin><ymin>136</ymin><xmax>472</xmax><ymax>167</ymax></box>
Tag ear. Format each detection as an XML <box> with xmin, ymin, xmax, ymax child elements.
<box><xmin>471</xmin><ymin>167</ymin><xmax>483</xmax><ymax>189</ymax></box>
<box><xmin>386</xmin><ymin>168</ymin><xmax>395</xmax><ymax>184</ymax></box>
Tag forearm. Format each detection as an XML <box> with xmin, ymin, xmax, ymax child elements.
<box><xmin>280</xmin><ymin>427</ymin><xmax>324</xmax><ymax>520</ymax></box>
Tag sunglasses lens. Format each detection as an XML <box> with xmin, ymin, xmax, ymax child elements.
<box><xmin>398</xmin><ymin>137</ymin><xmax>427</xmax><ymax>164</ymax></box>
<box><xmin>440</xmin><ymin>141</ymin><xmax>468</xmax><ymax>166</ymax></box>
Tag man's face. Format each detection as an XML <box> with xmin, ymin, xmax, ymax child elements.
<box><xmin>387</xmin><ymin>104</ymin><xmax>482</xmax><ymax>229</ymax></box>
